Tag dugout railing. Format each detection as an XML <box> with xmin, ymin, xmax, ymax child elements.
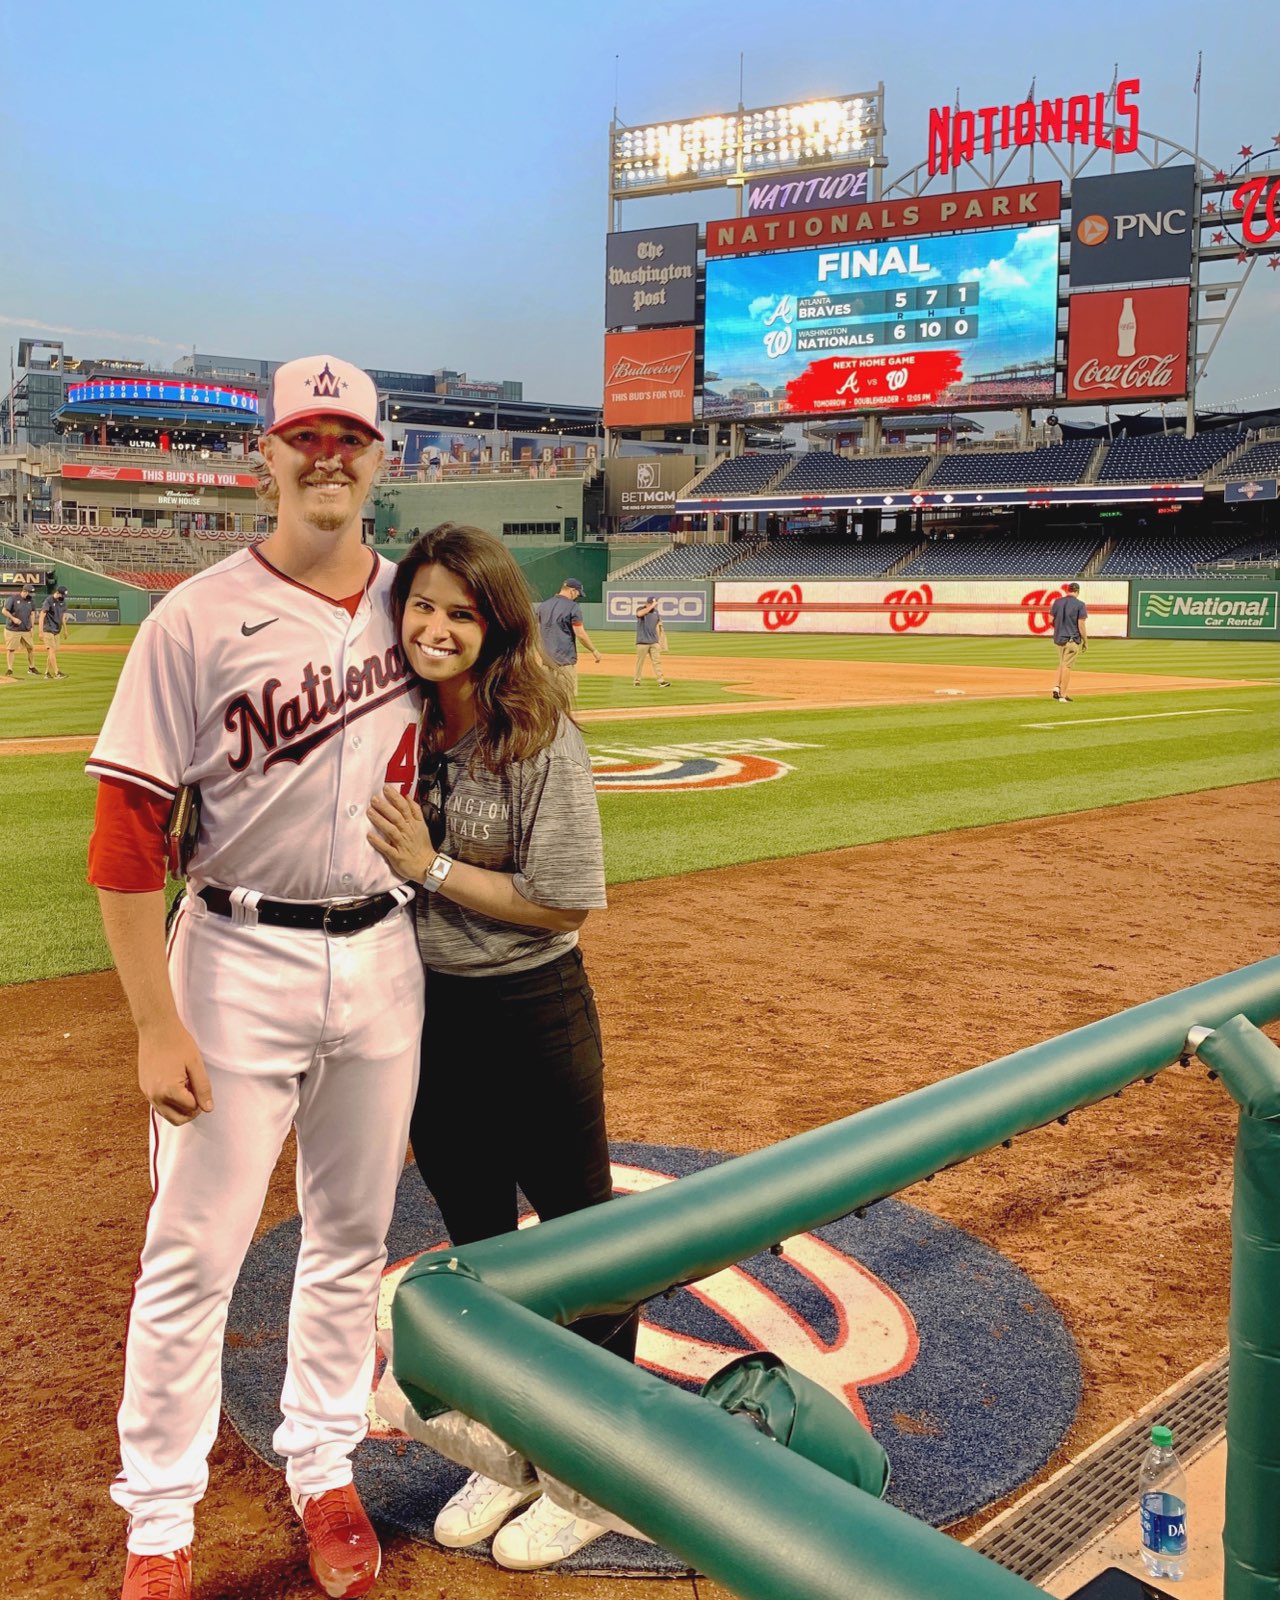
<box><xmin>390</xmin><ymin>957</ymin><xmax>1280</xmax><ymax>1600</ymax></box>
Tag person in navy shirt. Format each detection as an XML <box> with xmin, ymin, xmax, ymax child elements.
<box><xmin>3</xmin><ymin>583</ymin><xmax>40</xmax><ymax>677</ymax></box>
<box><xmin>40</xmin><ymin>587</ymin><xmax>70</xmax><ymax>679</ymax></box>
<box><xmin>535</xmin><ymin>579</ymin><xmax>600</xmax><ymax>698</ymax></box>
<box><xmin>1049</xmin><ymin>582</ymin><xmax>1088</xmax><ymax>702</ymax></box>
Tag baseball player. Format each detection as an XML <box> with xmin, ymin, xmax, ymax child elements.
<box><xmin>87</xmin><ymin>356</ymin><xmax>424</xmax><ymax>1600</ymax></box>
<box><xmin>40</xmin><ymin>586</ymin><xmax>69</xmax><ymax>678</ymax></box>
<box><xmin>3</xmin><ymin>583</ymin><xmax>40</xmax><ymax>676</ymax></box>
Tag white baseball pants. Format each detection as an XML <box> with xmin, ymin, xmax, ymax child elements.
<box><xmin>113</xmin><ymin>897</ymin><xmax>424</xmax><ymax>1555</ymax></box>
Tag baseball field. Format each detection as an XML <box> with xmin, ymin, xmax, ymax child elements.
<box><xmin>3</xmin><ymin>627</ymin><xmax>1279</xmax><ymax>1598</ymax></box>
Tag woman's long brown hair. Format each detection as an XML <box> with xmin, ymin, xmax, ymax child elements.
<box><xmin>391</xmin><ymin>522</ymin><xmax>574</xmax><ymax>769</ymax></box>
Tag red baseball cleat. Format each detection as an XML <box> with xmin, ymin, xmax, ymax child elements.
<box><xmin>293</xmin><ymin>1484</ymin><xmax>382</xmax><ymax>1598</ymax></box>
<box><xmin>120</xmin><ymin>1546</ymin><xmax>192</xmax><ymax>1599</ymax></box>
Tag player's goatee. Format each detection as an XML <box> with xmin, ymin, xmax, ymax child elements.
<box><xmin>305</xmin><ymin>506</ymin><xmax>350</xmax><ymax>533</ymax></box>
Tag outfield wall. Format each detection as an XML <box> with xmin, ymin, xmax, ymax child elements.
<box><xmin>713</xmin><ymin>579</ymin><xmax>1131</xmax><ymax>638</ymax></box>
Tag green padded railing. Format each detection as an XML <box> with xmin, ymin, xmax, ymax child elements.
<box><xmin>392</xmin><ymin>956</ymin><xmax>1280</xmax><ymax>1600</ymax></box>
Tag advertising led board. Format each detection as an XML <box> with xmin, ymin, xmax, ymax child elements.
<box><xmin>64</xmin><ymin>378</ymin><xmax>260</xmax><ymax>413</ymax></box>
<box><xmin>702</xmin><ymin>224</ymin><xmax>1059</xmax><ymax>418</ymax></box>
<box><xmin>713</xmin><ymin>578</ymin><xmax>1131</xmax><ymax>637</ymax></box>
<box><xmin>1066</xmin><ymin>285</ymin><xmax>1190</xmax><ymax>402</ymax></box>
<box><xmin>603</xmin><ymin>328</ymin><xmax>696</xmax><ymax>426</ymax></box>
<box><xmin>707</xmin><ymin>183</ymin><xmax>1060</xmax><ymax>257</ymax></box>
<box><xmin>1068</xmin><ymin>166</ymin><xmax>1195</xmax><ymax>288</ymax></box>
<box><xmin>605</xmin><ymin>224</ymin><xmax>699</xmax><ymax>329</ymax></box>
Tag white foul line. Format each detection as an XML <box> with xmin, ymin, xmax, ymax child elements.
<box><xmin>1024</xmin><ymin>708</ymin><xmax>1242</xmax><ymax>730</ymax></box>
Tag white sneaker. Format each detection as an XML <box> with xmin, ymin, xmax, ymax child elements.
<box><xmin>490</xmin><ymin>1493</ymin><xmax>609</xmax><ymax>1570</ymax></box>
<box><xmin>433</xmin><ymin>1471</ymin><xmax>539</xmax><ymax>1549</ymax></box>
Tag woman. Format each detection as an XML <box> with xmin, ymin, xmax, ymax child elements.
<box><xmin>367</xmin><ymin>523</ymin><xmax>635</xmax><ymax>1571</ymax></box>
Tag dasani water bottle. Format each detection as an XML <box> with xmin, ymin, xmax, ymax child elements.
<box><xmin>1138</xmin><ymin>1424</ymin><xmax>1188</xmax><ymax>1581</ymax></box>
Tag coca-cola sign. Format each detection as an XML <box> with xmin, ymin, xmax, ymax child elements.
<box><xmin>1066</xmin><ymin>285</ymin><xmax>1189</xmax><ymax>403</ymax></box>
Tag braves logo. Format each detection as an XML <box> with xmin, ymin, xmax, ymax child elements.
<box><xmin>758</xmin><ymin>585</ymin><xmax>803</xmax><ymax>630</ymax></box>
<box><xmin>883</xmin><ymin>584</ymin><xmax>933</xmax><ymax>632</ymax></box>
<box><xmin>592</xmin><ymin>752</ymin><xmax>792</xmax><ymax>792</ymax></box>
<box><xmin>1021</xmin><ymin>587</ymin><xmax>1065</xmax><ymax>635</ymax></box>
<box><xmin>368</xmin><ymin>1162</ymin><xmax>917</xmax><ymax>1438</ymax></box>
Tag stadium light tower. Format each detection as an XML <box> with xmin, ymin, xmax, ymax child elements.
<box><xmin>608</xmin><ymin>88</ymin><xmax>886</xmax><ymax>227</ymax></box>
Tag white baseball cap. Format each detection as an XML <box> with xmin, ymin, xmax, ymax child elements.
<box><xmin>263</xmin><ymin>354</ymin><xmax>384</xmax><ymax>440</ymax></box>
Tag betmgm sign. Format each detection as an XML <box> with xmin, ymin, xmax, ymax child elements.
<box><xmin>603</xmin><ymin>455</ymin><xmax>696</xmax><ymax>518</ymax></box>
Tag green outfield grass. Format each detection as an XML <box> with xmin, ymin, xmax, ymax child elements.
<box><xmin>3</xmin><ymin>657</ymin><xmax>1277</xmax><ymax>986</ymax></box>
<box><xmin>596</xmin><ymin>631</ymin><xmax>1280</xmax><ymax>680</ymax></box>
<box><xmin>4</xmin><ymin>631</ymin><xmax>1276</xmax><ymax>737</ymax></box>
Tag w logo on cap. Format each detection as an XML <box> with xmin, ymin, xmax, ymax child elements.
<box><xmin>309</xmin><ymin>363</ymin><xmax>347</xmax><ymax>399</ymax></box>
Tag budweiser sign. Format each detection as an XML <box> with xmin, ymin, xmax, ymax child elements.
<box><xmin>603</xmin><ymin>327</ymin><xmax>696</xmax><ymax>426</ymax></box>
<box><xmin>928</xmin><ymin>79</ymin><xmax>1140</xmax><ymax>177</ymax></box>
<box><xmin>1066</xmin><ymin>286</ymin><xmax>1189</xmax><ymax>404</ymax></box>
<box><xmin>606</xmin><ymin>353</ymin><xmax>690</xmax><ymax>386</ymax></box>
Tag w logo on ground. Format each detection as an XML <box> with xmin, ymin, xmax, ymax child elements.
<box><xmin>592</xmin><ymin>751</ymin><xmax>792</xmax><ymax>791</ymax></box>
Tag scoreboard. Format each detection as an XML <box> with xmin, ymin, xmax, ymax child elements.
<box><xmin>793</xmin><ymin>279</ymin><xmax>980</xmax><ymax>354</ymax></box>
<box><xmin>702</xmin><ymin>223</ymin><xmax>1059</xmax><ymax>416</ymax></box>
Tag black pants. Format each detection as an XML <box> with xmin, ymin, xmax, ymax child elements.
<box><xmin>410</xmin><ymin>946</ymin><xmax>638</xmax><ymax>1361</ymax></box>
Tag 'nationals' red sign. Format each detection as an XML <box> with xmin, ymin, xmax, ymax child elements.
<box><xmin>1066</xmin><ymin>286</ymin><xmax>1189</xmax><ymax>403</ymax></box>
<box><xmin>706</xmin><ymin>183</ymin><xmax>1061</xmax><ymax>257</ymax></box>
<box><xmin>928</xmin><ymin>81</ymin><xmax>1140</xmax><ymax>177</ymax></box>
<box><xmin>61</xmin><ymin>463</ymin><xmax>259</xmax><ymax>488</ymax></box>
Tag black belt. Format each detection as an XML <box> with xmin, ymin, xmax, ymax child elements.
<box><xmin>198</xmin><ymin>886</ymin><xmax>403</xmax><ymax>937</ymax></box>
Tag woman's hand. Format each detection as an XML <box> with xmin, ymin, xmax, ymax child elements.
<box><xmin>367</xmin><ymin>786</ymin><xmax>436</xmax><ymax>883</ymax></box>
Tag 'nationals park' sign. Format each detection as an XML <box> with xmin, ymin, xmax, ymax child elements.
<box><xmin>706</xmin><ymin>184</ymin><xmax>1061</xmax><ymax>257</ymax></box>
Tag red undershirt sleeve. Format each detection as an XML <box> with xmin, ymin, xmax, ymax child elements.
<box><xmin>87</xmin><ymin>778</ymin><xmax>171</xmax><ymax>893</ymax></box>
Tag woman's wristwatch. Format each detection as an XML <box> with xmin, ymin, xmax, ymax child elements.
<box><xmin>422</xmin><ymin>852</ymin><xmax>455</xmax><ymax>893</ymax></box>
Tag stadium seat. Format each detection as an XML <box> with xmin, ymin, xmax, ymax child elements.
<box><xmin>720</xmin><ymin>538</ymin><xmax>918</xmax><ymax>578</ymax></box>
<box><xmin>1221</xmin><ymin>441</ymin><xmax>1280</xmax><ymax>481</ymax></box>
<box><xmin>690</xmin><ymin>454</ymin><xmax>791</xmax><ymax>497</ymax></box>
<box><xmin>1097</xmin><ymin>432</ymin><xmax>1244</xmax><ymax>483</ymax></box>
<box><xmin>899</xmin><ymin>535</ymin><xmax>1099</xmax><ymax>578</ymax></box>
<box><xmin>772</xmin><ymin>453</ymin><xmax>929</xmax><ymax>493</ymax></box>
<box><xmin>1097</xmin><ymin>532</ymin><xmax>1260</xmax><ymax>576</ymax></box>
<box><xmin>926</xmin><ymin>442</ymin><xmax>1096</xmax><ymax>489</ymax></box>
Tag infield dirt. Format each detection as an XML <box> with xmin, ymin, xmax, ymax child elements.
<box><xmin>3</xmin><ymin>780</ymin><xmax>1276</xmax><ymax>1600</ymax></box>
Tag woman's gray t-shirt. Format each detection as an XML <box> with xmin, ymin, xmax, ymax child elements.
<box><xmin>415</xmin><ymin>715</ymin><xmax>607</xmax><ymax>976</ymax></box>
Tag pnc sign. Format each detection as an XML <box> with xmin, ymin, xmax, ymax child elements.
<box><xmin>1068</xmin><ymin>167</ymin><xmax>1195</xmax><ymax>289</ymax></box>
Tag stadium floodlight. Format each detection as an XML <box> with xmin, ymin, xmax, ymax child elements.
<box><xmin>609</xmin><ymin>90</ymin><xmax>885</xmax><ymax>205</ymax></box>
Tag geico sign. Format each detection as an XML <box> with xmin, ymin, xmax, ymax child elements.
<box><xmin>607</xmin><ymin>593</ymin><xmax>706</xmax><ymax>620</ymax></box>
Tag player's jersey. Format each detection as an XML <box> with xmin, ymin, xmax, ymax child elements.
<box><xmin>87</xmin><ymin>545</ymin><xmax>420</xmax><ymax>901</ymax></box>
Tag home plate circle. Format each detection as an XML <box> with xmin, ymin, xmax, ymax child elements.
<box><xmin>222</xmin><ymin>1141</ymin><xmax>1079</xmax><ymax>1575</ymax></box>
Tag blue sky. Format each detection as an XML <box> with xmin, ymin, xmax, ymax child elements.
<box><xmin>0</xmin><ymin>0</ymin><xmax>1275</xmax><ymax>412</ymax></box>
